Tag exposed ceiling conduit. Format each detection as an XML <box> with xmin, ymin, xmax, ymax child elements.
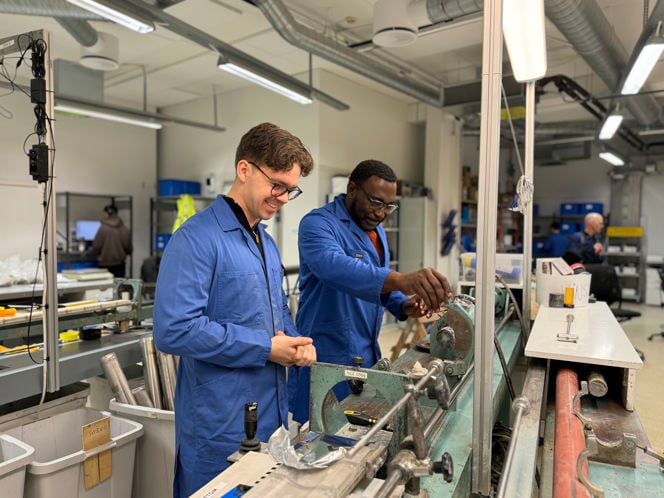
<box><xmin>54</xmin><ymin>16</ymin><xmax>97</xmax><ymax>47</ymax></box>
<box><xmin>0</xmin><ymin>0</ymin><xmax>99</xmax><ymax>19</ymax></box>
<box><xmin>252</xmin><ymin>0</ymin><xmax>443</xmax><ymax>107</ymax></box>
<box><xmin>545</xmin><ymin>0</ymin><xmax>663</xmax><ymax>126</ymax></box>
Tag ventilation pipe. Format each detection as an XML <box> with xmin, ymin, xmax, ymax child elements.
<box><xmin>252</xmin><ymin>0</ymin><xmax>443</xmax><ymax>107</ymax></box>
<box><xmin>54</xmin><ymin>16</ymin><xmax>97</xmax><ymax>47</ymax></box>
<box><xmin>545</xmin><ymin>0</ymin><xmax>663</xmax><ymax>125</ymax></box>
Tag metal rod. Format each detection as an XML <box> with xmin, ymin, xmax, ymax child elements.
<box><xmin>100</xmin><ymin>352</ymin><xmax>136</xmax><ymax>405</ymax></box>
<box><xmin>406</xmin><ymin>395</ymin><xmax>427</xmax><ymax>459</ymax></box>
<box><xmin>496</xmin><ymin>398</ymin><xmax>528</xmax><ymax>498</ymax></box>
<box><xmin>140</xmin><ymin>336</ymin><xmax>163</xmax><ymax>409</ymax></box>
<box><xmin>157</xmin><ymin>350</ymin><xmax>177</xmax><ymax>411</ymax></box>
<box><xmin>522</xmin><ymin>80</ymin><xmax>536</xmax><ymax>334</ymax></box>
<box><xmin>375</xmin><ymin>468</ymin><xmax>404</xmax><ymax>498</ymax></box>
<box><xmin>348</xmin><ymin>360</ymin><xmax>443</xmax><ymax>458</ymax></box>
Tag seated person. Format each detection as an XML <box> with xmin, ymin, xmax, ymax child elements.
<box><xmin>562</xmin><ymin>212</ymin><xmax>605</xmax><ymax>265</ymax></box>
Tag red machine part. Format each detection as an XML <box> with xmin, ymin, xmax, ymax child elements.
<box><xmin>554</xmin><ymin>368</ymin><xmax>589</xmax><ymax>498</ymax></box>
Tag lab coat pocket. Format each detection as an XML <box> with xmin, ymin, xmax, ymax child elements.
<box><xmin>214</xmin><ymin>270</ymin><xmax>265</xmax><ymax>324</ymax></box>
<box><xmin>312</xmin><ymin>316</ymin><xmax>352</xmax><ymax>358</ymax></box>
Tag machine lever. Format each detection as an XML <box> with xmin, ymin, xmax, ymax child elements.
<box><xmin>433</xmin><ymin>451</ymin><xmax>454</xmax><ymax>482</ymax></box>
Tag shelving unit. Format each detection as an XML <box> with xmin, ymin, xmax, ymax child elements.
<box><xmin>150</xmin><ymin>196</ymin><xmax>216</xmax><ymax>255</ymax></box>
<box><xmin>383</xmin><ymin>205</ymin><xmax>399</xmax><ymax>270</ymax></box>
<box><xmin>605</xmin><ymin>226</ymin><xmax>645</xmax><ymax>302</ymax></box>
<box><xmin>56</xmin><ymin>192</ymin><xmax>133</xmax><ymax>275</ymax></box>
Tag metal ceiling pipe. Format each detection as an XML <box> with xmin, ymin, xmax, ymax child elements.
<box><xmin>54</xmin><ymin>16</ymin><xmax>97</xmax><ymax>47</ymax></box>
<box><xmin>252</xmin><ymin>0</ymin><xmax>443</xmax><ymax>107</ymax></box>
<box><xmin>545</xmin><ymin>0</ymin><xmax>662</xmax><ymax>126</ymax></box>
<box><xmin>423</xmin><ymin>0</ymin><xmax>484</xmax><ymax>22</ymax></box>
<box><xmin>0</xmin><ymin>0</ymin><xmax>98</xmax><ymax>18</ymax></box>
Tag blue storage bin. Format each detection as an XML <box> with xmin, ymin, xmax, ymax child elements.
<box><xmin>559</xmin><ymin>222</ymin><xmax>577</xmax><ymax>234</ymax></box>
<box><xmin>579</xmin><ymin>202</ymin><xmax>603</xmax><ymax>215</ymax></box>
<box><xmin>533</xmin><ymin>239</ymin><xmax>546</xmax><ymax>254</ymax></box>
<box><xmin>158</xmin><ymin>179</ymin><xmax>185</xmax><ymax>196</ymax></box>
<box><xmin>560</xmin><ymin>202</ymin><xmax>579</xmax><ymax>215</ymax></box>
<box><xmin>185</xmin><ymin>181</ymin><xmax>202</xmax><ymax>195</ymax></box>
<box><xmin>158</xmin><ymin>179</ymin><xmax>202</xmax><ymax>196</ymax></box>
<box><xmin>155</xmin><ymin>233</ymin><xmax>172</xmax><ymax>251</ymax></box>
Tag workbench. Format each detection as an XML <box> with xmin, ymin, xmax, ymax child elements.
<box><xmin>525</xmin><ymin>301</ymin><xmax>643</xmax><ymax>409</ymax></box>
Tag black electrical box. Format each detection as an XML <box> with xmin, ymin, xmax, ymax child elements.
<box><xmin>29</xmin><ymin>143</ymin><xmax>49</xmax><ymax>183</ymax></box>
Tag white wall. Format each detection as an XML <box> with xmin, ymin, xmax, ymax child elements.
<box><xmin>532</xmin><ymin>154</ymin><xmax>612</xmax><ymax>217</ymax></box>
<box><xmin>0</xmin><ymin>92</ymin><xmax>156</xmax><ymax>278</ymax></box>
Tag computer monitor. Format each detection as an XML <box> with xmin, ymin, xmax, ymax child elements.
<box><xmin>75</xmin><ymin>220</ymin><xmax>101</xmax><ymax>241</ymax></box>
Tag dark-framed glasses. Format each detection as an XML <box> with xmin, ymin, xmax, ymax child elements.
<box><xmin>354</xmin><ymin>182</ymin><xmax>399</xmax><ymax>214</ymax></box>
<box><xmin>248</xmin><ymin>161</ymin><xmax>303</xmax><ymax>200</ymax></box>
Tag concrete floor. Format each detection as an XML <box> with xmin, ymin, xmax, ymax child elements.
<box><xmin>378</xmin><ymin>302</ymin><xmax>664</xmax><ymax>451</ymax></box>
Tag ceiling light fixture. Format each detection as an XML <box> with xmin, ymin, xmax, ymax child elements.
<box><xmin>55</xmin><ymin>103</ymin><xmax>163</xmax><ymax>129</ymax></box>
<box><xmin>66</xmin><ymin>0</ymin><xmax>155</xmax><ymax>34</ymax></box>
<box><xmin>598</xmin><ymin>103</ymin><xmax>624</xmax><ymax>140</ymax></box>
<box><xmin>638</xmin><ymin>128</ymin><xmax>664</xmax><ymax>136</ymax></box>
<box><xmin>599</xmin><ymin>150</ymin><xmax>625</xmax><ymax>166</ymax></box>
<box><xmin>217</xmin><ymin>56</ymin><xmax>313</xmax><ymax>105</ymax></box>
<box><xmin>621</xmin><ymin>21</ymin><xmax>664</xmax><ymax>95</ymax></box>
<box><xmin>503</xmin><ymin>0</ymin><xmax>547</xmax><ymax>82</ymax></box>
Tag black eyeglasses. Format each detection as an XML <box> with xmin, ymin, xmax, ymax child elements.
<box><xmin>354</xmin><ymin>182</ymin><xmax>399</xmax><ymax>214</ymax></box>
<box><xmin>248</xmin><ymin>161</ymin><xmax>303</xmax><ymax>200</ymax></box>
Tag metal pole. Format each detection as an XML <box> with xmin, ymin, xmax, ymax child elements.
<box><xmin>496</xmin><ymin>397</ymin><xmax>529</xmax><ymax>497</ymax></box>
<box><xmin>473</xmin><ymin>0</ymin><xmax>503</xmax><ymax>494</ymax></box>
<box><xmin>43</xmin><ymin>30</ymin><xmax>59</xmax><ymax>393</ymax></box>
<box><xmin>140</xmin><ymin>336</ymin><xmax>163</xmax><ymax>409</ymax></box>
<box><xmin>521</xmin><ymin>81</ymin><xmax>536</xmax><ymax>332</ymax></box>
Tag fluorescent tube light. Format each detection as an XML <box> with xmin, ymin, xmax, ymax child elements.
<box><xmin>66</xmin><ymin>0</ymin><xmax>155</xmax><ymax>34</ymax></box>
<box><xmin>503</xmin><ymin>0</ymin><xmax>547</xmax><ymax>82</ymax></box>
<box><xmin>599</xmin><ymin>151</ymin><xmax>625</xmax><ymax>166</ymax></box>
<box><xmin>621</xmin><ymin>23</ymin><xmax>664</xmax><ymax>95</ymax></box>
<box><xmin>218</xmin><ymin>58</ymin><xmax>313</xmax><ymax>105</ymax></box>
<box><xmin>55</xmin><ymin>104</ymin><xmax>163</xmax><ymax>129</ymax></box>
<box><xmin>598</xmin><ymin>104</ymin><xmax>624</xmax><ymax>140</ymax></box>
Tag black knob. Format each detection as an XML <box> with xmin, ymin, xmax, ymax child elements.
<box><xmin>239</xmin><ymin>402</ymin><xmax>261</xmax><ymax>453</ymax></box>
<box><xmin>433</xmin><ymin>452</ymin><xmax>454</xmax><ymax>483</ymax></box>
<box><xmin>348</xmin><ymin>356</ymin><xmax>365</xmax><ymax>395</ymax></box>
<box><xmin>244</xmin><ymin>402</ymin><xmax>258</xmax><ymax>440</ymax></box>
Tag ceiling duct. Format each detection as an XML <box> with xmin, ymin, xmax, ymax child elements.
<box><xmin>252</xmin><ymin>0</ymin><xmax>443</xmax><ymax>107</ymax></box>
<box><xmin>54</xmin><ymin>16</ymin><xmax>97</xmax><ymax>47</ymax></box>
<box><xmin>545</xmin><ymin>0</ymin><xmax>663</xmax><ymax>126</ymax></box>
<box><xmin>79</xmin><ymin>31</ymin><xmax>119</xmax><ymax>71</ymax></box>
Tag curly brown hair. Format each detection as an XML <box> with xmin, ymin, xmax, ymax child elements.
<box><xmin>235</xmin><ymin>122</ymin><xmax>314</xmax><ymax>176</ymax></box>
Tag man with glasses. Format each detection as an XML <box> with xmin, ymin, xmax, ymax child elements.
<box><xmin>154</xmin><ymin>122</ymin><xmax>317</xmax><ymax>498</ymax></box>
<box><xmin>288</xmin><ymin>159</ymin><xmax>452</xmax><ymax>424</ymax></box>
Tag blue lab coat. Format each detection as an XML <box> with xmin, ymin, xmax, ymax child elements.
<box><xmin>153</xmin><ymin>196</ymin><xmax>296</xmax><ymax>498</ymax></box>
<box><xmin>288</xmin><ymin>194</ymin><xmax>408</xmax><ymax>423</ymax></box>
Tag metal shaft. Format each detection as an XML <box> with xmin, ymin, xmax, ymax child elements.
<box><xmin>140</xmin><ymin>336</ymin><xmax>163</xmax><ymax>409</ymax></box>
<box><xmin>100</xmin><ymin>352</ymin><xmax>136</xmax><ymax>405</ymax></box>
<box><xmin>157</xmin><ymin>350</ymin><xmax>177</xmax><ymax>411</ymax></box>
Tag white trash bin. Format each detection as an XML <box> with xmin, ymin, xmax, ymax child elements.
<box><xmin>6</xmin><ymin>407</ymin><xmax>143</xmax><ymax>498</ymax></box>
<box><xmin>0</xmin><ymin>433</ymin><xmax>35</xmax><ymax>497</ymax></box>
<box><xmin>109</xmin><ymin>399</ymin><xmax>175</xmax><ymax>498</ymax></box>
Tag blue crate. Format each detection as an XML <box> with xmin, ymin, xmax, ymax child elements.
<box><xmin>559</xmin><ymin>222</ymin><xmax>577</xmax><ymax>234</ymax></box>
<box><xmin>560</xmin><ymin>202</ymin><xmax>579</xmax><ymax>215</ymax></box>
<box><xmin>155</xmin><ymin>233</ymin><xmax>172</xmax><ymax>251</ymax></box>
<box><xmin>579</xmin><ymin>202</ymin><xmax>603</xmax><ymax>215</ymax></box>
<box><xmin>159</xmin><ymin>179</ymin><xmax>202</xmax><ymax>196</ymax></box>
<box><xmin>533</xmin><ymin>239</ymin><xmax>546</xmax><ymax>254</ymax></box>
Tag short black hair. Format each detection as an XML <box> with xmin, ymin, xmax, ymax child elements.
<box><xmin>551</xmin><ymin>222</ymin><xmax>560</xmax><ymax>230</ymax></box>
<box><xmin>348</xmin><ymin>159</ymin><xmax>397</xmax><ymax>185</ymax></box>
<box><xmin>104</xmin><ymin>204</ymin><xmax>118</xmax><ymax>216</ymax></box>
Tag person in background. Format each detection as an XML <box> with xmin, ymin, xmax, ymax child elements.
<box><xmin>544</xmin><ymin>221</ymin><xmax>570</xmax><ymax>258</ymax></box>
<box><xmin>153</xmin><ymin>123</ymin><xmax>317</xmax><ymax>498</ymax></box>
<box><xmin>92</xmin><ymin>204</ymin><xmax>132</xmax><ymax>277</ymax></box>
<box><xmin>563</xmin><ymin>212</ymin><xmax>605</xmax><ymax>265</ymax></box>
<box><xmin>288</xmin><ymin>159</ymin><xmax>453</xmax><ymax>424</ymax></box>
